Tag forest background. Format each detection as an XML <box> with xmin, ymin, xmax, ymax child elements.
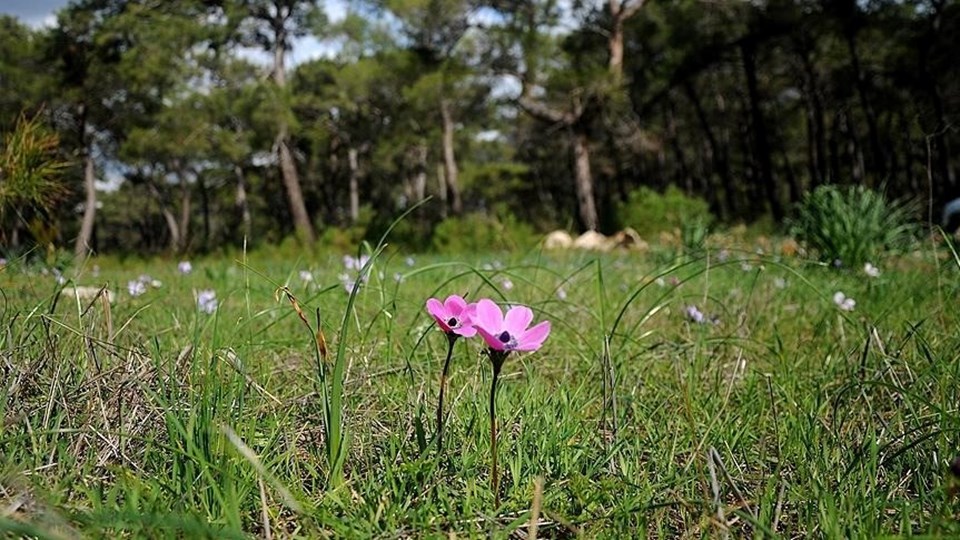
<box><xmin>1</xmin><ymin>0</ymin><xmax>957</xmax><ymax>257</ymax></box>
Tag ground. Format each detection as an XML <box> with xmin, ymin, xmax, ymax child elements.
<box><xmin>1</xmin><ymin>239</ymin><xmax>959</xmax><ymax>538</ymax></box>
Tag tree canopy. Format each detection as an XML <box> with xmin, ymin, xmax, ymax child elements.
<box><xmin>1</xmin><ymin>0</ymin><xmax>957</xmax><ymax>254</ymax></box>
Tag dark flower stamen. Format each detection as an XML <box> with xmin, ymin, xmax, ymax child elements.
<box><xmin>498</xmin><ymin>331</ymin><xmax>511</xmax><ymax>343</ymax></box>
<box><xmin>447</xmin><ymin>317</ymin><xmax>458</xmax><ymax>328</ymax></box>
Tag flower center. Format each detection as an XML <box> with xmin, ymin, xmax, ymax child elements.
<box><xmin>498</xmin><ymin>331</ymin><xmax>511</xmax><ymax>342</ymax></box>
<box><xmin>447</xmin><ymin>317</ymin><xmax>459</xmax><ymax>328</ymax></box>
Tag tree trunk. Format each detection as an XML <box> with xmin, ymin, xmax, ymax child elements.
<box><xmin>149</xmin><ymin>182</ymin><xmax>180</xmax><ymax>252</ymax></box>
<box><xmin>276</xmin><ymin>129</ymin><xmax>314</xmax><ymax>242</ymax></box>
<box><xmin>741</xmin><ymin>40</ymin><xmax>783</xmax><ymax>220</ymax></box>
<box><xmin>440</xmin><ymin>99</ymin><xmax>462</xmax><ymax>215</ymax></box>
<box><xmin>272</xmin><ymin>26</ymin><xmax>315</xmax><ymax>243</ymax></box>
<box><xmin>608</xmin><ymin>0</ymin><xmax>644</xmax><ymax>78</ymax></box>
<box><xmin>683</xmin><ymin>79</ymin><xmax>730</xmax><ymax>219</ymax></box>
<box><xmin>234</xmin><ymin>164</ymin><xmax>252</xmax><ymax>243</ymax></box>
<box><xmin>572</xmin><ymin>126</ymin><xmax>599</xmax><ymax>231</ymax></box>
<box><xmin>437</xmin><ymin>163</ymin><xmax>448</xmax><ymax>219</ymax></box>
<box><xmin>198</xmin><ymin>173</ymin><xmax>210</xmax><ymax>251</ymax></box>
<box><xmin>74</xmin><ymin>143</ymin><xmax>97</xmax><ymax>258</ymax></box>
<box><xmin>177</xmin><ymin>169</ymin><xmax>191</xmax><ymax>254</ymax></box>
<box><xmin>348</xmin><ymin>146</ymin><xmax>360</xmax><ymax>224</ymax></box>
<box><xmin>797</xmin><ymin>45</ymin><xmax>827</xmax><ymax>189</ymax></box>
<box><xmin>413</xmin><ymin>143</ymin><xmax>428</xmax><ymax>202</ymax></box>
<box><xmin>845</xmin><ymin>29</ymin><xmax>885</xmax><ymax>180</ymax></box>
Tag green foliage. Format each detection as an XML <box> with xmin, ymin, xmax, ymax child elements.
<box><xmin>789</xmin><ymin>184</ymin><xmax>918</xmax><ymax>267</ymax></box>
<box><xmin>615</xmin><ymin>186</ymin><xmax>713</xmax><ymax>238</ymax></box>
<box><xmin>430</xmin><ymin>212</ymin><xmax>536</xmax><ymax>253</ymax></box>
<box><xmin>0</xmin><ymin>113</ymin><xmax>69</xmax><ymax>215</ymax></box>
<box><xmin>680</xmin><ymin>217</ymin><xmax>709</xmax><ymax>256</ymax></box>
<box><xmin>3</xmin><ymin>247</ymin><xmax>960</xmax><ymax>536</ymax></box>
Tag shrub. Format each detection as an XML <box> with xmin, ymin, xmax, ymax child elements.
<box><xmin>789</xmin><ymin>184</ymin><xmax>918</xmax><ymax>267</ymax></box>
<box><xmin>430</xmin><ymin>212</ymin><xmax>536</xmax><ymax>253</ymax></box>
<box><xmin>616</xmin><ymin>186</ymin><xmax>713</xmax><ymax>238</ymax></box>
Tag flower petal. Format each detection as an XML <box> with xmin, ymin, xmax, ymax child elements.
<box><xmin>454</xmin><ymin>323</ymin><xmax>477</xmax><ymax>338</ymax></box>
<box><xmin>516</xmin><ymin>321</ymin><xmax>550</xmax><ymax>351</ymax></box>
<box><xmin>426</xmin><ymin>298</ymin><xmax>451</xmax><ymax>332</ymax></box>
<box><xmin>504</xmin><ymin>305</ymin><xmax>533</xmax><ymax>336</ymax></box>
<box><xmin>473</xmin><ymin>299</ymin><xmax>504</xmax><ymax>336</ymax></box>
<box><xmin>475</xmin><ymin>325</ymin><xmax>506</xmax><ymax>350</ymax></box>
<box><xmin>444</xmin><ymin>294</ymin><xmax>467</xmax><ymax>315</ymax></box>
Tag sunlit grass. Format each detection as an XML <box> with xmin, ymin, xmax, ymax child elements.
<box><xmin>1</xmin><ymin>241</ymin><xmax>959</xmax><ymax>537</ymax></box>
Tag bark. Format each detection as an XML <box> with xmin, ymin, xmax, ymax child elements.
<box><xmin>845</xmin><ymin>29</ymin><xmax>885</xmax><ymax>180</ymax></box>
<box><xmin>198</xmin><ymin>173</ymin><xmax>210</xmax><ymax>251</ymax></box>
<box><xmin>517</xmin><ymin>91</ymin><xmax>599</xmax><ymax>231</ymax></box>
<box><xmin>234</xmin><ymin>164</ymin><xmax>252</xmax><ymax>243</ymax></box>
<box><xmin>149</xmin><ymin>182</ymin><xmax>180</xmax><ymax>252</ymax></box>
<box><xmin>797</xmin><ymin>45</ymin><xmax>827</xmax><ymax>188</ymax></box>
<box><xmin>177</xmin><ymin>167</ymin><xmax>191</xmax><ymax>254</ymax></box>
<box><xmin>348</xmin><ymin>146</ymin><xmax>360</xmax><ymax>224</ymax></box>
<box><xmin>436</xmin><ymin>163</ymin><xmax>448</xmax><ymax>219</ymax></box>
<box><xmin>572</xmin><ymin>126</ymin><xmax>599</xmax><ymax>231</ymax></box>
<box><xmin>665</xmin><ymin>99</ymin><xmax>692</xmax><ymax>193</ymax></box>
<box><xmin>272</xmin><ymin>15</ymin><xmax>315</xmax><ymax>243</ymax></box>
<box><xmin>608</xmin><ymin>0</ymin><xmax>644</xmax><ymax>77</ymax></box>
<box><xmin>74</xmin><ymin>143</ymin><xmax>97</xmax><ymax>258</ymax></box>
<box><xmin>683</xmin><ymin>79</ymin><xmax>730</xmax><ymax>218</ymax></box>
<box><xmin>413</xmin><ymin>143</ymin><xmax>428</xmax><ymax>202</ymax></box>
<box><xmin>741</xmin><ymin>39</ymin><xmax>783</xmax><ymax>220</ymax></box>
<box><xmin>276</xmin><ymin>129</ymin><xmax>314</xmax><ymax>242</ymax></box>
<box><xmin>440</xmin><ymin>99</ymin><xmax>463</xmax><ymax>215</ymax></box>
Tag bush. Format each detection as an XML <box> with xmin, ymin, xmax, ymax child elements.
<box><xmin>789</xmin><ymin>184</ymin><xmax>917</xmax><ymax>267</ymax></box>
<box><xmin>430</xmin><ymin>212</ymin><xmax>536</xmax><ymax>253</ymax></box>
<box><xmin>616</xmin><ymin>186</ymin><xmax>713</xmax><ymax>238</ymax></box>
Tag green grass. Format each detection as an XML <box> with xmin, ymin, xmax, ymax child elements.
<box><xmin>1</xmin><ymin>242</ymin><xmax>959</xmax><ymax>538</ymax></box>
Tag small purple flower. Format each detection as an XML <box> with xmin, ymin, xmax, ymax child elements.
<box><xmin>128</xmin><ymin>280</ymin><xmax>147</xmax><ymax>297</ymax></box>
<box><xmin>833</xmin><ymin>259</ymin><xmax>843</xmax><ymax>268</ymax></box>
<box><xmin>0</xmin><ymin>257</ymin><xmax>6</xmax><ymax>267</ymax></box>
<box><xmin>178</xmin><ymin>261</ymin><xmax>193</xmax><ymax>275</ymax></box>
<box><xmin>405</xmin><ymin>256</ymin><xmax>416</xmax><ymax>267</ymax></box>
<box><xmin>685</xmin><ymin>305</ymin><xmax>706</xmax><ymax>324</ymax></box>
<box><xmin>197</xmin><ymin>289</ymin><xmax>218</xmax><ymax>314</ymax></box>
<box><xmin>299</xmin><ymin>270</ymin><xmax>313</xmax><ymax>282</ymax></box>
<box><xmin>864</xmin><ymin>262</ymin><xmax>880</xmax><ymax>278</ymax></box>
<box><xmin>833</xmin><ymin>291</ymin><xmax>855</xmax><ymax>311</ymax></box>
<box><xmin>556</xmin><ymin>287</ymin><xmax>567</xmax><ymax>300</ymax></box>
<box><xmin>343</xmin><ymin>254</ymin><xmax>370</xmax><ymax>271</ymax></box>
<box><xmin>501</xmin><ymin>278</ymin><xmax>514</xmax><ymax>291</ymax></box>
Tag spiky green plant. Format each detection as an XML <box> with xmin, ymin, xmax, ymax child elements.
<box><xmin>0</xmin><ymin>113</ymin><xmax>69</xmax><ymax>215</ymax></box>
<box><xmin>790</xmin><ymin>184</ymin><xmax>918</xmax><ymax>267</ymax></box>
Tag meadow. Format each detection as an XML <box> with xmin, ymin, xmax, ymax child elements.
<box><xmin>1</xmin><ymin>236</ymin><xmax>959</xmax><ymax>538</ymax></box>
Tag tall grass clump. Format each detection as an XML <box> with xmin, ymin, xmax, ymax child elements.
<box><xmin>790</xmin><ymin>184</ymin><xmax>918</xmax><ymax>267</ymax></box>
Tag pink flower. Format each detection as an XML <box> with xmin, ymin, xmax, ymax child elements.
<box><xmin>426</xmin><ymin>295</ymin><xmax>477</xmax><ymax>338</ymax></box>
<box><xmin>472</xmin><ymin>299</ymin><xmax>550</xmax><ymax>352</ymax></box>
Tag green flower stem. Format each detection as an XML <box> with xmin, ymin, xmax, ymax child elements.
<box><xmin>488</xmin><ymin>350</ymin><xmax>507</xmax><ymax>509</ymax></box>
<box><xmin>435</xmin><ymin>333</ymin><xmax>457</xmax><ymax>452</ymax></box>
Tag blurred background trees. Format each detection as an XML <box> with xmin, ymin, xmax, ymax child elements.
<box><xmin>0</xmin><ymin>0</ymin><xmax>957</xmax><ymax>255</ymax></box>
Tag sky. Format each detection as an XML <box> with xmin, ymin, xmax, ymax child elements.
<box><xmin>0</xmin><ymin>0</ymin><xmax>349</xmax><ymax>65</ymax></box>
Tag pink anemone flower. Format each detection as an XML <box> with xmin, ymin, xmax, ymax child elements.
<box><xmin>472</xmin><ymin>299</ymin><xmax>550</xmax><ymax>352</ymax></box>
<box><xmin>426</xmin><ymin>295</ymin><xmax>477</xmax><ymax>338</ymax></box>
